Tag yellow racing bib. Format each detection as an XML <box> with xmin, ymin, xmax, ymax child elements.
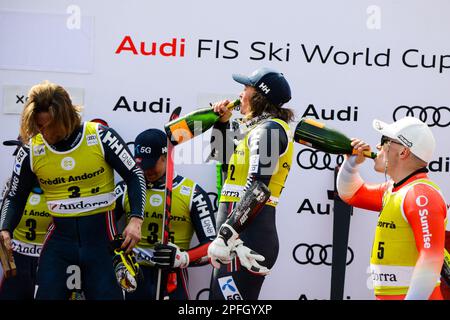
<box><xmin>220</xmin><ymin>118</ymin><xmax>293</xmax><ymax>207</ymax></box>
<box><xmin>12</xmin><ymin>190</ymin><xmax>52</xmax><ymax>256</ymax></box>
<box><xmin>30</xmin><ymin>122</ymin><xmax>115</xmax><ymax>217</ymax></box>
<box><xmin>123</xmin><ymin>178</ymin><xmax>197</xmax><ymax>251</ymax></box>
<box><xmin>370</xmin><ymin>179</ymin><xmax>443</xmax><ymax>295</ymax></box>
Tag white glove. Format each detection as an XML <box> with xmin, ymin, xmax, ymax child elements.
<box><xmin>233</xmin><ymin>239</ymin><xmax>270</xmax><ymax>276</ymax></box>
<box><xmin>153</xmin><ymin>242</ymin><xmax>189</xmax><ymax>269</ymax></box>
<box><xmin>208</xmin><ymin>223</ymin><xmax>239</xmax><ymax>269</ymax></box>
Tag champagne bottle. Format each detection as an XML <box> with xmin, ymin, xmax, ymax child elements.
<box><xmin>294</xmin><ymin>118</ymin><xmax>377</xmax><ymax>159</ymax></box>
<box><xmin>164</xmin><ymin>99</ymin><xmax>241</xmax><ymax>145</ymax></box>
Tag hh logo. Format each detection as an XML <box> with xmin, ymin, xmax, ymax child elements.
<box><xmin>258</xmin><ymin>82</ymin><xmax>271</xmax><ymax>94</ymax></box>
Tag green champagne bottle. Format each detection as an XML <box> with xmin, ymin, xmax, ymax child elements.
<box><xmin>294</xmin><ymin>118</ymin><xmax>377</xmax><ymax>159</ymax></box>
<box><xmin>164</xmin><ymin>99</ymin><xmax>241</xmax><ymax>145</ymax></box>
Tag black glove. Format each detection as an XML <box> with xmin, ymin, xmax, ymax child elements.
<box><xmin>153</xmin><ymin>242</ymin><xmax>189</xmax><ymax>269</ymax></box>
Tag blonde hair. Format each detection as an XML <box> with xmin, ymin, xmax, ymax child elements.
<box><xmin>20</xmin><ymin>81</ymin><xmax>82</xmax><ymax>142</ymax></box>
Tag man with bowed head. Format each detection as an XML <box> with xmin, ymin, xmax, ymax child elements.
<box><xmin>337</xmin><ymin>116</ymin><xmax>447</xmax><ymax>300</ymax></box>
<box><xmin>114</xmin><ymin>128</ymin><xmax>217</xmax><ymax>300</ymax></box>
<box><xmin>0</xmin><ymin>81</ymin><xmax>146</xmax><ymax>299</ymax></box>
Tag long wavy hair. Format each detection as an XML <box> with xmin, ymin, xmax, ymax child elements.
<box><xmin>246</xmin><ymin>90</ymin><xmax>295</xmax><ymax>123</ymax></box>
<box><xmin>20</xmin><ymin>81</ymin><xmax>82</xmax><ymax>142</ymax></box>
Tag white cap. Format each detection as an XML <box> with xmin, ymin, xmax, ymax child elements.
<box><xmin>372</xmin><ymin>116</ymin><xmax>435</xmax><ymax>163</ymax></box>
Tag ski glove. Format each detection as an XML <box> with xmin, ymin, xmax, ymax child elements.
<box><xmin>207</xmin><ymin>223</ymin><xmax>239</xmax><ymax>268</ymax></box>
<box><xmin>153</xmin><ymin>242</ymin><xmax>189</xmax><ymax>269</ymax></box>
<box><xmin>233</xmin><ymin>239</ymin><xmax>270</xmax><ymax>276</ymax></box>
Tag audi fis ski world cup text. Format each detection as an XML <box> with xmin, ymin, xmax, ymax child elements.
<box><xmin>114</xmin><ymin>36</ymin><xmax>450</xmax><ymax>73</ymax></box>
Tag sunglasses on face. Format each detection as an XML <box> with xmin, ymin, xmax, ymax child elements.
<box><xmin>380</xmin><ymin>135</ymin><xmax>403</xmax><ymax>146</ymax></box>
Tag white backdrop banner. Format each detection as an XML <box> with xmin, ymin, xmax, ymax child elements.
<box><xmin>0</xmin><ymin>10</ymin><xmax>94</xmax><ymax>73</ymax></box>
<box><xmin>0</xmin><ymin>0</ymin><xmax>449</xmax><ymax>300</ymax></box>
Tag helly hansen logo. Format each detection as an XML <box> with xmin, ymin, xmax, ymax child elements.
<box><xmin>102</xmin><ymin>131</ymin><xmax>124</xmax><ymax>154</ymax></box>
<box><xmin>102</xmin><ymin>131</ymin><xmax>135</xmax><ymax>170</ymax></box>
<box><xmin>192</xmin><ymin>193</ymin><xmax>210</xmax><ymax>218</ymax></box>
<box><xmin>258</xmin><ymin>82</ymin><xmax>271</xmax><ymax>94</ymax></box>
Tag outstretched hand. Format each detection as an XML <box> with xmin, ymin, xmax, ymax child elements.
<box><xmin>233</xmin><ymin>239</ymin><xmax>270</xmax><ymax>276</ymax></box>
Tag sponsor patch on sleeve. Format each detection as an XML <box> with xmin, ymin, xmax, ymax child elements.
<box><xmin>119</xmin><ymin>149</ymin><xmax>136</xmax><ymax>170</ymax></box>
<box><xmin>13</xmin><ymin>148</ymin><xmax>27</xmax><ymax>175</ymax></box>
<box><xmin>114</xmin><ymin>183</ymin><xmax>125</xmax><ymax>197</ymax></box>
<box><xmin>200</xmin><ymin>216</ymin><xmax>216</xmax><ymax>237</ymax></box>
<box><xmin>249</xmin><ymin>155</ymin><xmax>260</xmax><ymax>173</ymax></box>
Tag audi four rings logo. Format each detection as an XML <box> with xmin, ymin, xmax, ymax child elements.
<box><xmin>296</xmin><ymin>149</ymin><xmax>344</xmax><ymax>170</ymax></box>
<box><xmin>393</xmin><ymin>105</ymin><xmax>450</xmax><ymax>127</ymax></box>
<box><xmin>293</xmin><ymin>243</ymin><xmax>354</xmax><ymax>266</ymax></box>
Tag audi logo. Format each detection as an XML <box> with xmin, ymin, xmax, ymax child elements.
<box><xmin>293</xmin><ymin>243</ymin><xmax>354</xmax><ymax>266</ymax></box>
<box><xmin>296</xmin><ymin>149</ymin><xmax>344</xmax><ymax>171</ymax></box>
<box><xmin>393</xmin><ymin>105</ymin><xmax>450</xmax><ymax>127</ymax></box>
